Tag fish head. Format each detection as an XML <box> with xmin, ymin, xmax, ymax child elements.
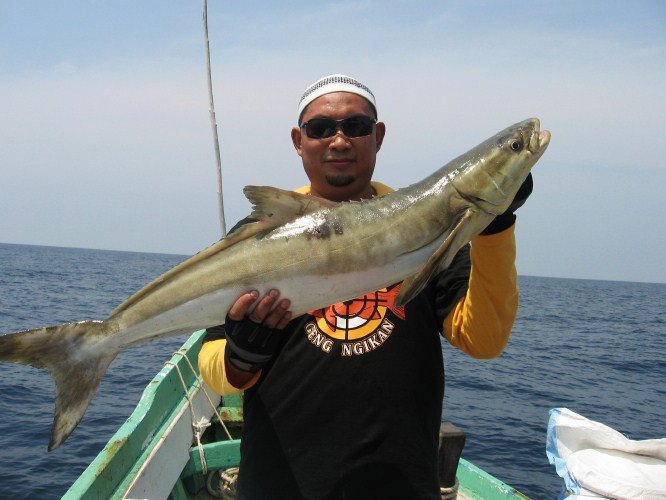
<box><xmin>452</xmin><ymin>118</ymin><xmax>550</xmax><ymax>215</ymax></box>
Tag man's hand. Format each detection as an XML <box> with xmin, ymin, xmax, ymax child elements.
<box><xmin>481</xmin><ymin>173</ymin><xmax>533</xmax><ymax>235</ymax></box>
<box><xmin>224</xmin><ymin>290</ymin><xmax>292</xmax><ymax>375</ymax></box>
<box><xmin>228</xmin><ymin>289</ymin><xmax>292</xmax><ymax>329</ymax></box>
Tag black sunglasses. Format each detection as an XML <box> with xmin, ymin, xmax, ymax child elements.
<box><xmin>301</xmin><ymin>116</ymin><xmax>377</xmax><ymax>139</ymax></box>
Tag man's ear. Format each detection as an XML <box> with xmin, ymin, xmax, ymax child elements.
<box><xmin>291</xmin><ymin>127</ymin><xmax>303</xmax><ymax>157</ymax></box>
<box><xmin>375</xmin><ymin>122</ymin><xmax>386</xmax><ymax>152</ymax></box>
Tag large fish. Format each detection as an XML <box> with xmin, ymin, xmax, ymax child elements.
<box><xmin>0</xmin><ymin>118</ymin><xmax>550</xmax><ymax>450</ymax></box>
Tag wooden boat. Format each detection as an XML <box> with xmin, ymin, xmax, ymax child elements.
<box><xmin>64</xmin><ymin>330</ymin><xmax>527</xmax><ymax>499</ymax></box>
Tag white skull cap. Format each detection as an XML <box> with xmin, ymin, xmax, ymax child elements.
<box><xmin>298</xmin><ymin>74</ymin><xmax>377</xmax><ymax>120</ymax></box>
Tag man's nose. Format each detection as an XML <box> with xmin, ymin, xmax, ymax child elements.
<box><xmin>329</xmin><ymin>130</ymin><xmax>352</xmax><ymax>149</ymax></box>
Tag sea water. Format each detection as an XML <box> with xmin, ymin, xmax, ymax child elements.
<box><xmin>0</xmin><ymin>243</ymin><xmax>664</xmax><ymax>498</ymax></box>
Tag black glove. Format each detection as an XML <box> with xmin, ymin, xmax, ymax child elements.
<box><xmin>224</xmin><ymin>315</ymin><xmax>282</xmax><ymax>373</ymax></box>
<box><xmin>481</xmin><ymin>173</ymin><xmax>533</xmax><ymax>235</ymax></box>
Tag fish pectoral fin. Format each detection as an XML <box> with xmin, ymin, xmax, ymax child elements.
<box><xmin>0</xmin><ymin>320</ymin><xmax>117</xmax><ymax>451</ymax></box>
<box><xmin>244</xmin><ymin>186</ymin><xmax>339</xmax><ymax>224</ymax></box>
<box><xmin>395</xmin><ymin>211</ymin><xmax>476</xmax><ymax>307</ymax></box>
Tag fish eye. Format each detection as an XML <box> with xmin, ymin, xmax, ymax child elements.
<box><xmin>509</xmin><ymin>139</ymin><xmax>523</xmax><ymax>152</ymax></box>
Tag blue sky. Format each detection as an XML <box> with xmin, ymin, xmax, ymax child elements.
<box><xmin>1</xmin><ymin>1</ymin><xmax>665</xmax><ymax>283</ymax></box>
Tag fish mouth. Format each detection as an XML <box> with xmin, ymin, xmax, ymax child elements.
<box><xmin>527</xmin><ymin>118</ymin><xmax>550</xmax><ymax>154</ymax></box>
<box><xmin>538</xmin><ymin>130</ymin><xmax>551</xmax><ymax>149</ymax></box>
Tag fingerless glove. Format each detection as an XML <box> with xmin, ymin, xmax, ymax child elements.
<box><xmin>224</xmin><ymin>316</ymin><xmax>282</xmax><ymax>372</ymax></box>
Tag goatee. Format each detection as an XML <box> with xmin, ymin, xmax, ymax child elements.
<box><xmin>325</xmin><ymin>174</ymin><xmax>356</xmax><ymax>187</ymax></box>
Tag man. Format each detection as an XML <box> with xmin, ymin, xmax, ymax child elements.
<box><xmin>199</xmin><ymin>74</ymin><xmax>527</xmax><ymax>499</ymax></box>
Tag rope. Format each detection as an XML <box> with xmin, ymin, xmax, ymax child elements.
<box><xmin>164</xmin><ymin>359</ymin><xmax>210</xmax><ymax>475</ymax></box>
<box><xmin>440</xmin><ymin>478</ymin><xmax>459</xmax><ymax>500</ymax></box>
<box><xmin>193</xmin><ymin>416</ymin><xmax>211</xmax><ymax>476</ymax></box>
<box><xmin>162</xmin><ymin>346</ymin><xmax>237</xmax><ymax>480</ymax></box>
<box><xmin>206</xmin><ymin>467</ymin><xmax>239</xmax><ymax>499</ymax></box>
<box><xmin>171</xmin><ymin>350</ymin><xmax>233</xmax><ymax>441</ymax></box>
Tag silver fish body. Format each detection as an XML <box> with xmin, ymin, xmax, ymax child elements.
<box><xmin>0</xmin><ymin>118</ymin><xmax>550</xmax><ymax>450</ymax></box>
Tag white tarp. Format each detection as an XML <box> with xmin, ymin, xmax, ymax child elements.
<box><xmin>546</xmin><ymin>408</ymin><xmax>666</xmax><ymax>499</ymax></box>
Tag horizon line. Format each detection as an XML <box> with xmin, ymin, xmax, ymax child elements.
<box><xmin>1</xmin><ymin>240</ymin><xmax>664</xmax><ymax>287</ymax></box>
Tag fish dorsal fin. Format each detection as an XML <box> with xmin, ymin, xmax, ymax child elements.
<box><xmin>109</xmin><ymin>219</ymin><xmax>280</xmax><ymax>317</ymax></box>
<box><xmin>395</xmin><ymin>211</ymin><xmax>476</xmax><ymax>307</ymax></box>
<box><xmin>244</xmin><ymin>186</ymin><xmax>339</xmax><ymax>224</ymax></box>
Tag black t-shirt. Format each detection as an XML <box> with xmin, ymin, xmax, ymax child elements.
<box><xmin>203</xmin><ymin>244</ymin><xmax>471</xmax><ymax>499</ymax></box>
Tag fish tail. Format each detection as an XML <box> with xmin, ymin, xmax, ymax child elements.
<box><xmin>0</xmin><ymin>320</ymin><xmax>118</xmax><ymax>451</ymax></box>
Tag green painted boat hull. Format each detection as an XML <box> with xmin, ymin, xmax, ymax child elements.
<box><xmin>66</xmin><ymin>330</ymin><xmax>528</xmax><ymax>499</ymax></box>
<box><xmin>64</xmin><ymin>330</ymin><xmax>221</xmax><ymax>499</ymax></box>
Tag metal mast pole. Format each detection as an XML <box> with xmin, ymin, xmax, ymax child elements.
<box><xmin>202</xmin><ymin>0</ymin><xmax>227</xmax><ymax>238</ymax></box>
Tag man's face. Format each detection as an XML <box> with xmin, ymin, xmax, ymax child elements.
<box><xmin>291</xmin><ymin>92</ymin><xmax>385</xmax><ymax>202</ymax></box>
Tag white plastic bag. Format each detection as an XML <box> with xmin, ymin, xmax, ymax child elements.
<box><xmin>546</xmin><ymin>408</ymin><xmax>666</xmax><ymax>499</ymax></box>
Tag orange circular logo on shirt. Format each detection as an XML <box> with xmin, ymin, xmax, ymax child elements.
<box><xmin>308</xmin><ymin>284</ymin><xmax>405</xmax><ymax>341</ymax></box>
